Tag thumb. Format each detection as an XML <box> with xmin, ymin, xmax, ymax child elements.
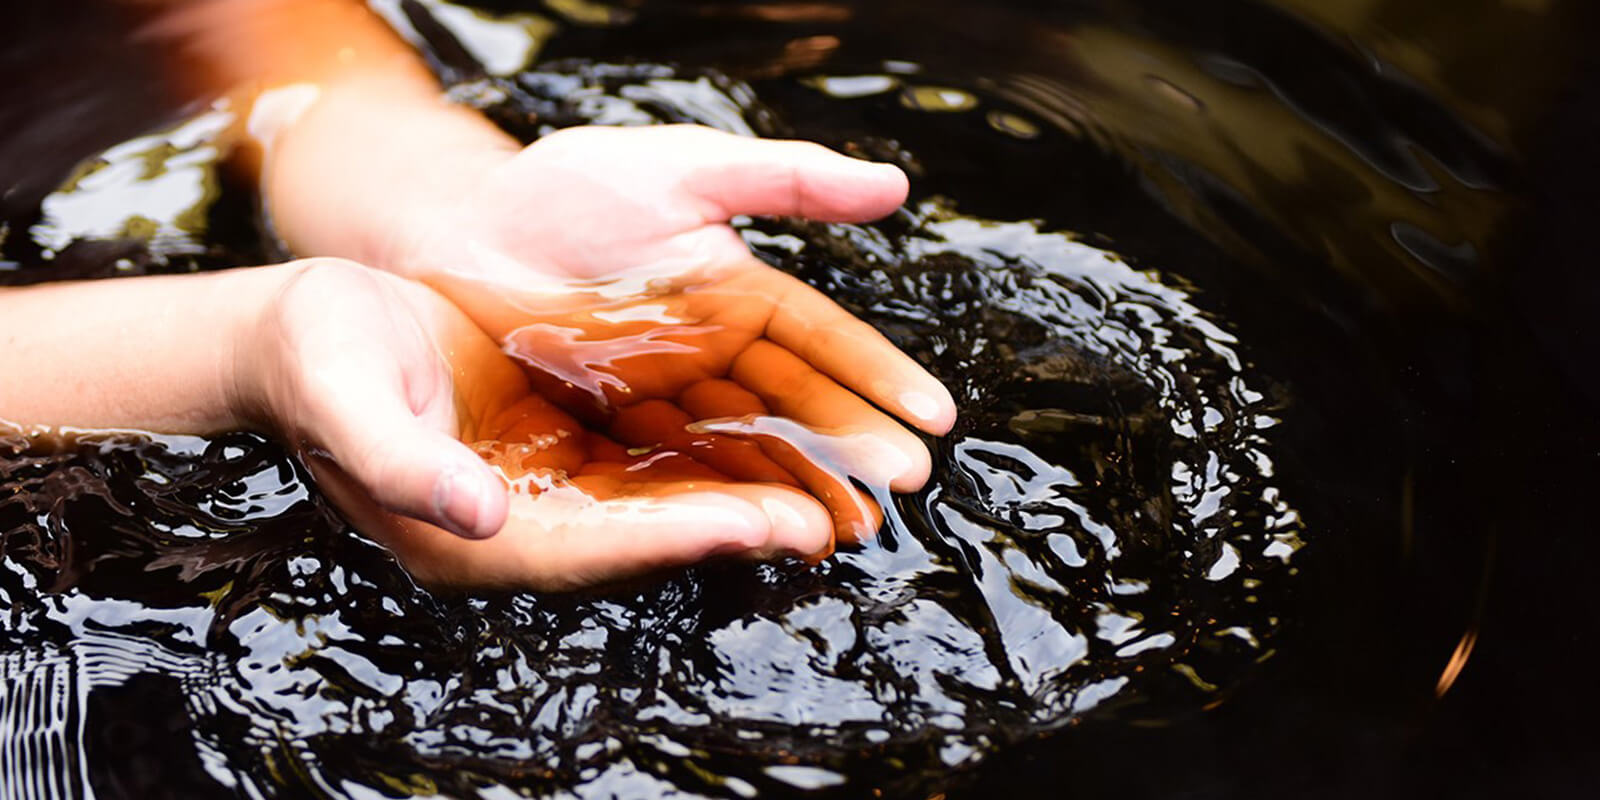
<box><xmin>666</xmin><ymin>126</ymin><xmax>910</xmax><ymax>223</ymax></box>
<box><xmin>315</xmin><ymin>391</ymin><xmax>509</xmax><ymax>541</ymax></box>
<box><xmin>360</xmin><ymin>428</ymin><xmax>509</xmax><ymax>540</ymax></box>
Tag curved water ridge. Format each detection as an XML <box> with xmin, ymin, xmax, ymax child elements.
<box><xmin>0</xmin><ymin>63</ymin><xmax>1306</xmax><ymax>799</ymax></box>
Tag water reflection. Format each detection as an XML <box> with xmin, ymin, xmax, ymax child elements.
<box><xmin>522</xmin><ymin>0</ymin><xmax>1556</xmax><ymax>319</ymax></box>
<box><xmin>27</xmin><ymin>108</ymin><xmax>232</xmax><ymax>265</ymax></box>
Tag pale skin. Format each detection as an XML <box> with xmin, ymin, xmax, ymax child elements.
<box><xmin>1</xmin><ymin>0</ymin><xmax>960</xmax><ymax>590</ymax></box>
<box><xmin>0</xmin><ymin>259</ymin><xmax>862</xmax><ymax>588</ymax></box>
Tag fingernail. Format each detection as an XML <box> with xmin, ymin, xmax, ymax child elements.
<box><xmin>761</xmin><ymin>496</ymin><xmax>807</xmax><ymax>536</ymax></box>
<box><xmin>899</xmin><ymin>390</ymin><xmax>943</xmax><ymax>422</ymax></box>
<box><xmin>861</xmin><ymin>434</ymin><xmax>922</xmax><ymax>489</ymax></box>
<box><xmin>434</xmin><ymin>466</ymin><xmax>493</xmax><ymax>539</ymax></box>
<box><xmin>760</xmin><ymin>497</ymin><xmax>830</xmax><ymax>557</ymax></box>
<box><xmin>845</xmin><ymin>518</ymin><xmax>879</xmax><ymax>545</ymax></box>
<box><xmin>669</xmin><ymin>501</ymin><xmax>766</xmax><ymax>535</ymax></box>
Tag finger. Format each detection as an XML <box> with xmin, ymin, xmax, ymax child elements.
<box><xmin>730</xmin><ymin>340</ymin><xmax>933</xmax><ymax>492</ymax></box>
<box><xmin>375</xmin><ymin>482</ymin><xmax>834</xmax><ymax>590</ymax></box>
<box><xmin>667</xmin><ymin>377</ymin><xmax>884</xmax><ymax>538</ymax></box>
<box><xmin>689</xmin><ymin>414</ymin><xmax>885</xmax><ymax>546</ymax></box>
<box><xmin>313</xmin><ymin>371</ymin><xmax>509</xmax><ymax>541</ymax></box>
<box><xmin>664</xmin><ymin>125</ymin><xmax>909</xmax><ymax>223</ymax></box>
<box><xmin>678</xmin><ymin>377</ymin><xmax>767</xmax><ymax>418</ymax></box>
<box><xmin>609</xmin><ymin>398</ymin><xmax>797</xmax><ymax>486</ymax></box>
<box><xmin>514</xmin><ymin>482</ymin><xmax>835</xmax><ymax>575</ymax></box>
<box><xmin>706</xmin><ymin>483</ymin><xmax>835</xmax><ymax>562</ymax></box>
<box><xmin>727</xmin><ymin>268</ymin><xmax>958</xmax><ymax>435</ymax></box>
<box><xmin>672</xmin><ymin>364</ymin><xmax>890</xmax><ymax>541</ymax></box>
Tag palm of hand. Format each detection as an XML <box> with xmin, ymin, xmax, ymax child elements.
<box><xmin>281</xmin><ymin>264</ymin><xmax>874</xmax><ymax>590</ymax></box>
<box><xmin>388</xmin><ymin>374</ymin><xmax>867</xmax><ymax>593</ymax></box>
<box><xmin>432</xmin><ymin>252</ymin><xmax>944</xmax><ymax>548</ymax></box>
<box><xmin>332</xmin><ymin>125</ymin><xmax>956</xmax><ymax>589</ymax></box>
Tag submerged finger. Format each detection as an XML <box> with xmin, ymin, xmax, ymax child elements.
<box><xmin>690</xmin><ymin>414</ymin><xmax>885</xmax><ymax>546</ymax></box>
<box><xmin>672</xmin><ymin>371</ymin><xmax>889</xmax><ymax>542</ymax></box>
<box><xmin>754</xmin><ymin>270</ymin><xmax>957</xmax><ymax>435</ymax></box>
<box><xmin>730</xmin><ymin>339</ymin><xmax>932</xmax><ymax>492</ymax></box>
<box><xmin>678</xmin><ymin>378</ymin><xmax>767</xmax><ymax>419</ymax></box>
<box><xmin>608</xmin><ymin>398</ymin><xmax>797</xmax><ymax>485</ymax></box>
<box><xmin>369</xmin><ymin>480</ymin><xmax>833</xmax><ymax>590</ymax></box>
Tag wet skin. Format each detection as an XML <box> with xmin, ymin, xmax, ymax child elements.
<box><xmin>293</xmin><ymin>259</ymin><xmax>938</xmax><ymax>591</ymax></box>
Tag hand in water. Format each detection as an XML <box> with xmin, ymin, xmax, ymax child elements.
<box><xmin>378</xmin><ymin>124</ymin><xmax>957</xmax><ymax>546</ymax></box>
<box><xmin>144</xmin><ymin>0</ymin><xmax>958</xmax><ymax>583</ymax></box>
<box><xmin>246</xmin><ymin>260</ymin><xmax>874</xmax><ymax>590</ymax></box>
<box><xmin>390</xmin><ymin>125</ymin><xmax>919</xmax><ymax>284</ymax></box>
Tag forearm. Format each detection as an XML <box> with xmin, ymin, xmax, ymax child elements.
<box><xmin>139</xmin><ymin>0</ymin><xmax>428</xmax><ymax>90</ymax></box>
<box><xmin>0</xmin><ymin>267</ymin><xmax>283</xmax><ymax>434</ymax></box>
<box><xmin>262</xmin><ymin>78</ymin><xmax>516</xmax><ymax>271</ymax></box>
<box><xmin>137</xmin><ymin>0</ymin><xmax>517</xmax><ymax>269</ymax></box>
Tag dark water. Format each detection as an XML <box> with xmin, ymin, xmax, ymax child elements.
<box><xmin>4</xmin><ymin>1</ymin><xmax>1600</xmax><ymax>798</ymax></box>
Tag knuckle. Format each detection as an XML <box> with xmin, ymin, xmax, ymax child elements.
<box><xmin>278</xmin><ymin>257</ymin><xmax>377</xmax><ymax>303</ymax></box>
<box><xmin>290</xmin><ymin>256</ymin><xmax>367</xmax><ymax>280</ymax></box>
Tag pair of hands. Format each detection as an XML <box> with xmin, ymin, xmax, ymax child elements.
<box><xmin>247</xmin><ymin>125</ymin><xmax>955</xmax><ymax>590</ymax></box>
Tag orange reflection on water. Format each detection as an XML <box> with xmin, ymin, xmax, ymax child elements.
<box><xmin>1434</xmin><ymin>629</ymin><xmax>1479</xmax><ymax>698</ymax></box>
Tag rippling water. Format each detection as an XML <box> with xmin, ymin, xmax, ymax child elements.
<box><xmin>5</xmin><ymin>0</ymin><xmax>1594</xmax><ymax>798</ymax></box>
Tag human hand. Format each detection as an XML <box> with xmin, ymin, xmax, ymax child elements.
<box><xmin>368</xmin><ymin>125</ymin><xmax>955</xmax><ymax>541</ymax></box>
<box><xmin>385</xmin><ymin>124</ymin><xmax>916</xmax><ymax>284</ymax></box>
<box><xmin>237</xmin><ymin>259</ymin><xmax>852</xmax><ymax>590</ymax></box>
<box><xmin>135</xmin><ymin>0</ymin><xmax>958</xmax><ymax>580</ymax></box>
<box><xmin>265</xmin><ymin>106</ymin><xmax>956</xmax><ymax>546</ymax></box>
<box><xmin>424</xmin><ymin>250</ymin><xmax>947</xmax><ymax>548</ymax></box>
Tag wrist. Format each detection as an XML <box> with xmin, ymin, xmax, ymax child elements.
<box><xmin>260</xmin><ymin>82</ymin><xmax>519</xmax><ymax>276</ymax></box>
<box><xmin>216</xmin><ymin>263</ymin><xmax>304</xmax><ymax>435</ymax></box>
<box><xmin>364</xmin><ymin>127</ymin><xmax>519</xmax><ymax>281</ymax></box>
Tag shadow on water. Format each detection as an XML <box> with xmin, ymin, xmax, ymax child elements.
<box><xmin>3</xmin><ymin>0</ymin><xmax>1600</xmax><ymax>797</ymax></box>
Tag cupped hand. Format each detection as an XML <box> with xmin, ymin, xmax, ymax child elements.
<box><xmin>382</xmin><ymin>124</ymin><xmax>958</xmax><ymax>543</ymax></box>
<box><xmin>240</xmin><ymin>259</ymin><xmax>853</xmax><ymax>590</ymax></box>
